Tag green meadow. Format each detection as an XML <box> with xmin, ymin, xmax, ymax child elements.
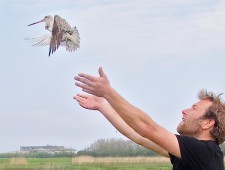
<box><xmin>0</xmin><ymin>157</ymin><xmax>172</xmax><ymax>170</ymax></box>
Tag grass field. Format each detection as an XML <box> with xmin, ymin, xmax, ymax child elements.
<box><xmin>0</xmin><ymin>156</ymin><xmax>172</xmax><ymax>170</ymax></box>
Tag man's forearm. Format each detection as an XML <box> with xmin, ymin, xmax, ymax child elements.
<box><xmin>99</xmin><ymin>100</ymin><xmax>169</xmax><ymax>157</ymax></box>
<box><xmin>104</xmin><ymin>87</ymin><xmax>157</xmax><ymax>138</ymax></box>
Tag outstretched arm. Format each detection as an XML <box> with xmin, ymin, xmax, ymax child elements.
<box><xmin>74</xmin><ymin>94</ymin><xmax>169</xmax><ymax>157</ymax></box>
<box><xmin>74</xmin><ymin>67</ymin><xmax>181</xmax><ymax>158</ymax></box>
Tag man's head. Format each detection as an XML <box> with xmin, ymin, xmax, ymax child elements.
<box><xmin>177</xmin><ymin>89</ymin><xmax>225</xmax><ymax>144</ymax></box>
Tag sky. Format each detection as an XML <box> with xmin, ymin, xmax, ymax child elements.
<box><xmin>0</xmin><ymin>0</ymin><xmax>225</xmax><ymax>153</ymax></box>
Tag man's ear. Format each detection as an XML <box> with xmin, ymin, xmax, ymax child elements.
<box><xmin>202</xmin><ymin>119</ymin><xmax>215</xmax><ymax>130</ymax></box>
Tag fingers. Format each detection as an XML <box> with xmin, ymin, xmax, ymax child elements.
<box><xmin>73</xmin><ymin>94</ymin><xmax>87</xmax><ymax>107</ymax></box>
<box><xmin>98</xmin><ymin>67</ymin><xmax>107</xmax><ymax>78</ymax></box>
<box><xmin>74</xmin><ymin>73</ymin><xmax>97</xmax><ymax>94</ymax></box>
<box><xmin>74</xmin><ymin>67</ymin><xmax>106</xmax><ymax>83</ymax></box>
<box><xmin>73</xmin><ymin>94</ymin><xmax>85</xmax><ymax>101</ymax></box>
<box><xmin>75</xmin><ymin>81</ymin><xmax>93</xmax><ymax>92</ymax></box>
<box><xmin>74</xmin><ymin>75</ymin><xmax>93</xmax><ymax>86</ymax></box>
<box><xmin>76</xmin><ymin>73</ymin><xmax>96</xmax><ymax>82</ymax></box>
<box><xmin>73</xmin><ymin>95</ymin><xmax>83</xmax><ymax>102</ymax></box>
<box><xmin>76</xmin><ymin>93</ymin><xmax>89</xmax><ymax>99</ymax></box>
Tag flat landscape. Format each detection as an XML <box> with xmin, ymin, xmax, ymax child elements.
<box><xmin>0</xmin><ymin>156</ymin><xmax>172</xmax><ymax>170</ymax></box>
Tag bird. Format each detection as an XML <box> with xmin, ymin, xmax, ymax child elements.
<box><xmin>25</xmin><ymin>15</ymin><xmax>80</xmax><ymax>56</ymax></box>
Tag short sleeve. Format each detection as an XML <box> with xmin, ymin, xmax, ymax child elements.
<box><xmin>176</xmin><ymin>135</ymin><xmax>217</xmax><ymax>169</ymax></box>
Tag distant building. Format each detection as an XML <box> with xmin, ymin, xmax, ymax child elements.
<box><xmin>20</xmin><ymin>145</ymin><xmax>77</xmax><ymax>154</ymax></box>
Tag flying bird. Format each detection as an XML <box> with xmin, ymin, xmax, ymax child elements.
<box><xmin>25</xmin><ymin>15</ymin><xmax>80</xmax><ymax>56</ymax></box>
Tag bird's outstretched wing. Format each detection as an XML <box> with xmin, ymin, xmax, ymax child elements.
<box><xmin>49</xmin><ymin>15</ymin><xmax>73</xmax><ymax>56</ymax></box>
<box><xmin>24</xmin><ymin>34</ymin><xmax>51</xmax><ymax>47</ymax></box>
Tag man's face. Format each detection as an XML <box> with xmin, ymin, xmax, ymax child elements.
<box><xmin>177</xmin><ymin>99</ymin><xmax>213</xmax><ymax>137</ymax></box>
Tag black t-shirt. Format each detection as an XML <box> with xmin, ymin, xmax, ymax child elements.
<box><xmin>169</xmin><ymin>135</ymin><xmax>224</xmax><ymax>170</ymax></box>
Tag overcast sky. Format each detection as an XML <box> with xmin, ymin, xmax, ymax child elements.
<box><xmin>0</xmin><ymin>0</ymin><xmax>225</xmax><ymax>153</ymax></box>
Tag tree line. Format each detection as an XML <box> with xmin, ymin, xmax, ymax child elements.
<box><xmin>77</xmin><ymin>138</ymin><xmax>157</xmax><ymax>157</ymax></box>
<box><xmin>0</xmin><ymin>138</ymin><xmax>224</xmax><ymax>158</ymax></box>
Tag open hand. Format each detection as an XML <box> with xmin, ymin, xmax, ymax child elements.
<box><xmin>74</xmin><ymin>67</ymin><xmax>111</xmax><ymax>97</ymax></box>
<box><xmin>73</xmin><ymin>94</ymin><xmax>105</xmax><ymax>110</ymax></box>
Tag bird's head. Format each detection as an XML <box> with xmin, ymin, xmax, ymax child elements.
<box><xmin>27</xmin><ymin>15</ymin><xmax>53</xmax><ymax>31</ymax></box>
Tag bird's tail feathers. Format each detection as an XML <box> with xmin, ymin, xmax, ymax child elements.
<box><xmin>72</xmin><ymin>26</ymin><xmax>80</xmax><ymax>43</ymax></box>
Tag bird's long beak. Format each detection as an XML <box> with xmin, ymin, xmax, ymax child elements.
<box><xmin>27</xmin><ymin>19</ymin><xmax>44</xmax><ymax>26</ymax></box>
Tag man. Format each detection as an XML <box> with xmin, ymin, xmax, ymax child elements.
<box><xmin>74</xmin><ymin>67</ymin><xmax>225</xmax><ymax>170</ymax></box>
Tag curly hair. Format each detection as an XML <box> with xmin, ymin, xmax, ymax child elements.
<box><xmin>198</xmin><ymin>89</ymin><xmax>225</xmax><ymax>144</ymax></box>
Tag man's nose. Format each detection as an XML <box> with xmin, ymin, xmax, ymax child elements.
<box><xmin>182</xmin><ymin>109</ymin><xmax>189</xmax><ymax>115</ymax></box>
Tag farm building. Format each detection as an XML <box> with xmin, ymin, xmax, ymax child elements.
<box><xmin>20</xmin><ymin>145</ymin><xmax>77</xmax><ymax>154</ymax></box>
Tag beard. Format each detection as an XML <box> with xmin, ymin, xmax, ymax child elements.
<box><xmin>177</xmin><ymin>118</ymin><xmax>202</xmax><ymax>137</ymax></box>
